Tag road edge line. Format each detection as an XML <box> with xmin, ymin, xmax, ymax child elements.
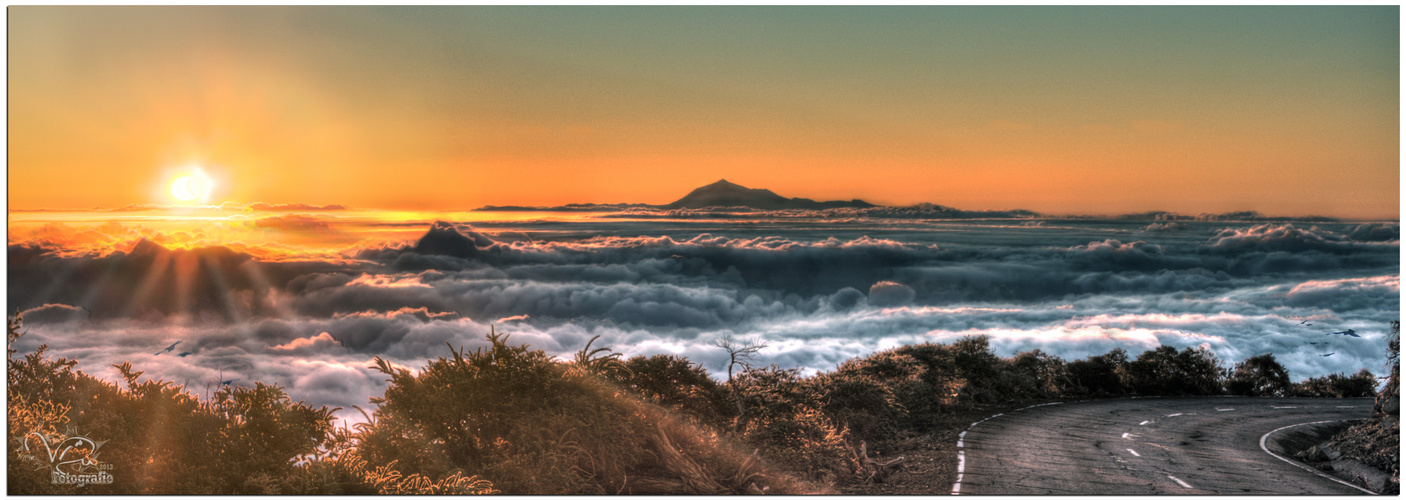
<box><xmin>950</xmin><ymin>401</ymin><xmax>1064</xmax><ymax>495</ymax></box>
<box><xmin>1258</xmin><ymin>420</ymin><xmax>1377</xmax><ymax>495</ymax></box>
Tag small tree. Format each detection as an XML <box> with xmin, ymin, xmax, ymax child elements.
<box><xmin>715</xmin><ymin>334</ymin><xmax>769</xmax><ymax>383</ymax></box>
<box><xmin>1226</xmin><ymin>353</ymin><xmax>1291</xmax><ymax>397</ymax></box>
<box><xmin>715</xmin><ymin>334</ymin><xmax>769</xmax><ymax>428</ymax></box>
<box><xmin>1126</xmin><ymin>345</ymin><xmax>1224</xmax><ymax>396</ymax></box>
<box><xmin>1067</xmin><ymin>348</ymin><xmax>1128</xmax><ymax>396</ymax></box>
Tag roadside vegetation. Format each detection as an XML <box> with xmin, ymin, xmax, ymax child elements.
<box><xmin>1320</xmin><ymin>321</ymin><xmax>1399</xmax><ymax>494</ymax></box>
<box><xmin>7</xmin><ymin>315</ymin><xmax>1390</xmax><ymax>494</ymax></box>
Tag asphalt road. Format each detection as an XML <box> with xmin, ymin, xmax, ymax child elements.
<box><xmin>955</xmin><ymin>397</ymin><xmax>1375</xmax><ymax>495</ymax></box>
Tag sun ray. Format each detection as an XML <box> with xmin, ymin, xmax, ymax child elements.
<box><xmin>198</xmin><ymin>252</ymin><xmax>246</xmax><ymax>323</ymax></box>
<box><xmin>172</xmin><ymin>251</ymin><xmax>199</xmax><ymax>325</ymax></box>
<box><xmin>238</xmin><ymin>260</ymin><xmax>293</xmax><ymax>320</ymax></box>
<box><xmin>73</xmin><ymin>258</ymin><xmax>124</xmax><ymax>321</ymax></box>
<box><xmin>120</xmin><ymin>250</ymin><xmax>173</xmax><ymax>319</ymax></box>
<box><xmin>24</xmin><ymin>256</ymin><xmax>83</xmax><ymax>313</ymax></box>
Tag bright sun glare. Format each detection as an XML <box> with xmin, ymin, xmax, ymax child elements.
<box><xmin>170</xmin><ymin>170</ymin><xmax>212</xmax><ymax>202</ymax></box>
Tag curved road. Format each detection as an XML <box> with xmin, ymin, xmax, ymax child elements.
<box><xmin>955</xmin><ymin>397</ymin><xmax>1374</xmax><ymax>495</ymax></box>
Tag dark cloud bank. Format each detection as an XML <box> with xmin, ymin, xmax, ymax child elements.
<box><xmin>9</xmin><ymin>218</ymin><xmax>1398</xmax><ymax>422</ymax></box>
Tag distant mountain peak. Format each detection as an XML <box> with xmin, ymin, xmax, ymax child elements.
<box><xmin>412</xmin><ymin>221</ymin><xmax>497</xmax><ymax>259</ymax></box>
<box><xmin>666</xmin><ymin>180</ymin><xmax>874</xmax><ymax>210</ymax></box>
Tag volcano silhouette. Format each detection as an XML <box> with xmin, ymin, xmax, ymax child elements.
<box><xmin>665</xmin><ymin>179</ymin><xmax>875</xmax><ymax>210</ymax></box>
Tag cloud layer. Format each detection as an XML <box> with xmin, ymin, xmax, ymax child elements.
<box><xmin>10</xmin><ymin>219</ymin><xmax>1398</xmax><ymax>422</ymax></box>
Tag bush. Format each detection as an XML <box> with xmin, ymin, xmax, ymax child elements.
<box><xmin>364</xmin><ymin>330</ymin><xmax>815</xmax><ymax>494</ymax></box>
<box><xmin>1226</xmin><ymin>353</ymin><xmax>1291</xmax><ymax>397</ymax></box>
<box><xmin>7</xmin><ymin>316</ymin><xmax>343</xmax><ymax>494</ymax></box>
<box><xmin>813</xmin><ymin>365</ymin><xmax>908</xmax><ymax>449</ymax></box>
<box><xmin>731</xmin><ymin>366</ymin><xmax>852</xmax><ymax>483</ymax></box>
<box><xmin>839</xmin><ymin>348</ymin><xmax>957</xmax><ymax>430</ymax></box>
<box><xmin>1009</xmin><ymin>349</ymin><xmax>1069</xmax><ymax>399</ymax></box>
<box><xmin>619</xmin><ymin>354</ymin><xmax>734</xmax><ymax>430</ymax></box>
<box><xmin>1125</xmin><ymin>345</ymin><xmax>1225</xmax><ymax>396</ymax></box>
<box><xmin>1066</xmin><ymin>349</ymin><xmax>1129</xmax><ymax>396</ymax></box>
<box><xmin>1290</xmin><ymin>369</ymin><xmax>1378</xmax><ymax>398</ymax></box>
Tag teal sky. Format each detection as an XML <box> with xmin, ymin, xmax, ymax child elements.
<box><xmin>10</xmin><ymin>6</ymin><xmax>1400</xmax><ymax>217</ymax></box>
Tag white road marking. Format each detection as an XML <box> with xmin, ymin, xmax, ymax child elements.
<box><xmin>1216</xmin><ymin>408</ymin><xmax>1234</xmax><ymax>411</ymax></box>
<box><xmin>1260</xmin><ymin>420</ymin><xmax>1377</xmax><ymax>495</ymax></box>
<box><xmin>1167</xmin><ymin>475</ymin><xmax>1193</xmax><ymax>489</ymax></box>
<box><xmin>1272</xmin><ymin>406</ymin><xmax>1298</xmax><ymax>409</ymax></box>
<box><xmin>1121</xmin><ymin>432</ymin><xmax>1130</xmax><ymax>439</ymax></box>
<box><xmin>1127</xmin><ymin>448</ymin><xmax>1140</xmax><ymax>457</ymax></box>
<box><xmin>1166</xmin><ymin>413</ymin><xmax>1183</xmax><ymax>417</ymax></box>
<box><xmin>952</xmin><ymin>450</ymin><xmax>965</xmax><ymax>494</ymax></box>
<box><xmin>1139</xmin><ymin>420</ymin><xmax>1150</xmax><ymax>425</ymax></box>
<box><xmin>951</xmin><ymin>402</ymin><xmax>1064</xmax><ymax>494</ymax></box>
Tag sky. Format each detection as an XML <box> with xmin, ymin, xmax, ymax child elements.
<box><xmin>8</xmin><ymin>6</ymin><xmax>1401</xmax><ymax>218</ymax></box>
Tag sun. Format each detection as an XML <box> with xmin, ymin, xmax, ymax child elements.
<box><xmin>169</xmin><ymin>169</ymin><xmax>213</xmax><ymax>203</ymax></box>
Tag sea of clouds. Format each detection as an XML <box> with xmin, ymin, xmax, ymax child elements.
<box><xmin>9</xmin><ymin>217</ymin><xmax>1399</xmax><ymax>422</ymax></box>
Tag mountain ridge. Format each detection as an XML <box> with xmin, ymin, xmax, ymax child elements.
<box><xmin>664</xmin><ymin>179</ymin><xmax>875</xmax><ymax>210</ymax></box>
<box><xmin>476</xmin><ymin>179</ymin><xmax>876</xmax><ymax>211</ymax></box>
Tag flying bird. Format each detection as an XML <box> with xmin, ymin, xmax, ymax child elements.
<box><xmin>154</xmin><ymin>340</ymin><xmax>182</xmax><ymax>355</ymax></box>
<box><xmin>1304</xmin><ymin>341</ymin><xmax>1323</xmax><ymax>345</ymax></box>
<box><xmin>1327</xmin><ymin>329</ymin><xmax>1361</xmax><ymax>338</ymax></box>
<box><xmin>221</xmin><ymin>378</ymin><xmax>240</xmax><ymax>386</ymax></box>
<box><xmin>1321</xmin><ymin>352</ymin><xmax>1335</xmax><ymax>357</ymax></box>
<box><xmin>1299</xmin><ymin>319</ymin><xmax>1309</xmax><ymax>325</ymax></box>
<box><xmin>176</xmin><ymin>352</ymin><xmax>194</xmax><ymax>357</ymax></box>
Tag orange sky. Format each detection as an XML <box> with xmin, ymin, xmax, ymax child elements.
<box><xmin>8</xmin><ymin>7</ymin><xmax>1400</xmax><ymax>218</ymax></box>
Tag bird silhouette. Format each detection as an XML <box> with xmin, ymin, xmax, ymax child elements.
<box><xmin>1327</xmin><ymin>329</ymin><xmax>1361</xmax><ymax>338</ymax></box>
<box><xmin>221</xmin><ymin>378</ymin><xmax>240</xmax><ymax>386</ymax></box>
<box><xmin>154</xmin><ymin>340</ymin><xmax>182</xmax><ymax>355</ymax></box>
<box><xmin>1321</xmin><ymin>352</ymin><xmax>1335</xmax><ymax>357</ymax></box>
<box><xmin>176</xmin><ymin>352</ymin><xmax>194</xmax><ymax>357</ymax></box>
<box><xmin>1304</xmin><ymin>341</ymin><xmax>1323</xmax><ymax>345</ymax></box>
<box><xmin>1299</xmin><ymin>319</ymin><xmax>1309</xmax><ymax>325</ymax></box>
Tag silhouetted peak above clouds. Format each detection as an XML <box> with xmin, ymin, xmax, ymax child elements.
<box><xmin>471</xmin><ymin>180</ymin><xmax>1380</xmax><ymax>221</ymax></box>
<box><xmin>128</xmin><ymin>238</ymin><xmax>169</xmax><ymax>257</ymax></box>
<box><xmin>411</xmin><ymin>221</ymin><xmax>496</xmax><ymax>259</ymax></box>
<box><xmin>666</xmin><ymin>179</ymin><xmax>876</xmax><ymax>210</ymax></box>
<box><xmin>123</xmin><ymin>238</ymin><xmax>251</xmax><ymax>264</ymax></box>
